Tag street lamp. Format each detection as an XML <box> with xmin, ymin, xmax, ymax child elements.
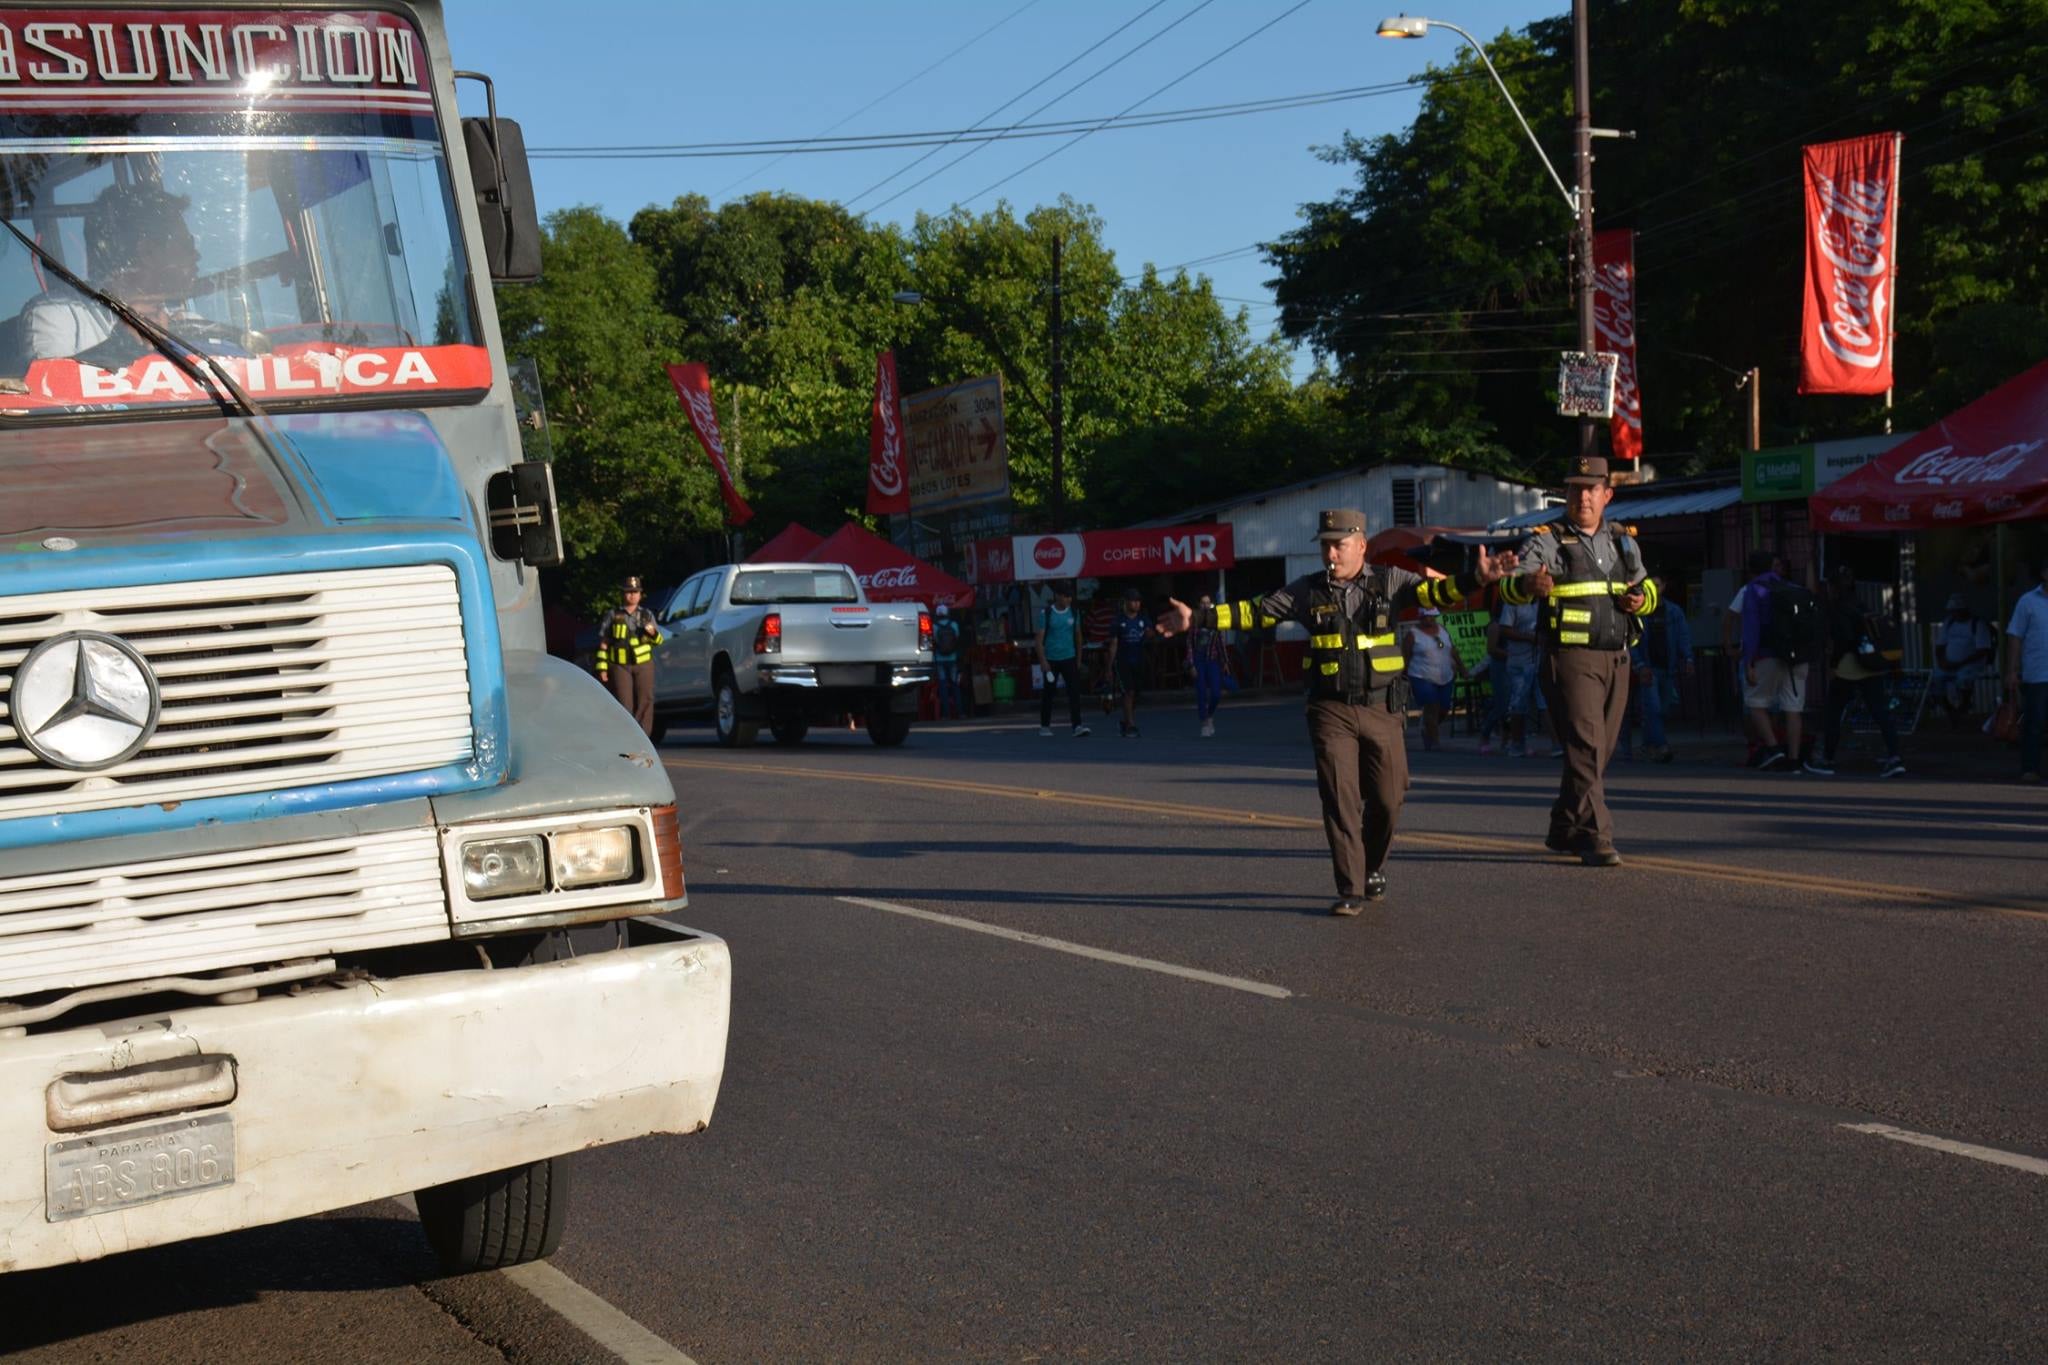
<box><xmin>893</xmin><ymin>261</ymin><xmax>1067</xmax><ymax>528</ymax></box>
<box><xmin>1378</xmin><ymin>5</ymin><xmax>1609</xmax><ymax>464</ymax></box>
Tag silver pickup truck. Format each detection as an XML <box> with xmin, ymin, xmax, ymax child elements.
<box><xmin>651</xmin><ymin>562</ymin><xmax>933</xmax><ymax>747</ymax></box>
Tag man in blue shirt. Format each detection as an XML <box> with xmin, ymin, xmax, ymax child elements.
<box><xmin>2004</xmin><ymin>560</ymin><xmax>2048</xmax><ymax>783</ymax></box>
<box><xmin>1107</xmin><ymin>585</ymin><xmax>1160</xmax><ymax>737</ymax></box>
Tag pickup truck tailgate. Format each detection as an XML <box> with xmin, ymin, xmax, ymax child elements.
<box><xmin>779</xmin><ymin>604</ymin><xmax>921</xmax><ymax>666</ymax></box>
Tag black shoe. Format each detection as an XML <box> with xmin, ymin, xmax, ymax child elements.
<box><xmin>1330</xmin><ymin>898</ymin><xmax>1364</xmax><ymax>917</ymax></box>
<box><xmin>1754</xmin><ymin>746</ymin><xmax>1788</xmax><ymax>770</ymax></box>
<box><xmin>1364</xmin><ymin>871</ymin><xmax>1388</xmax><ymax>901</ymax></box>
<box><xmin>1581</xmin><ymin>846</ymin><xmax>1622</xmax><ymax>867</ymax></box>
<box><xmin>1544</xmin><ymin>831</ymin><xmax>1575</xmax><ymax>853</ymax></box>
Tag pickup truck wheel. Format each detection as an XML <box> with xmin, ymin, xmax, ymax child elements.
<box><xmin>415</xmin><ymin>1155</ymin><xmax>571</xmax><ymax>1273</ymax></box>
<box><xmin>714</xmin><ymin>673</ymin><xmax>758</xmax><ymax>748</ymax></box>
<box><xmin>771</xmin><ymin>716</ymin><xmax>809</xmax><ymax>746</ymax></box>
<box><xmin>866</xmin><ymin>705</ymin><xmax>912</xmax><ymax>747</ymax></box>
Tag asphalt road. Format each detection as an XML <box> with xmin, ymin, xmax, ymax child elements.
<box><xmin>9</xmin><ymin>699</ymin><xmax>2046</xmax><ymax>1361</ymax></box>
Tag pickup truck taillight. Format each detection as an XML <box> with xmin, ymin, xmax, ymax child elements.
<box><xmin>918</xmin><ymin>611</ymin><xmax>933</xmax><ymax>651</ymax></box>
<box><xmin>753</xmin><ymin>612</ymin><xmax>782</xmax><ymax>654</ymax></box>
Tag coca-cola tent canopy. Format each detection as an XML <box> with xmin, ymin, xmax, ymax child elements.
<box><xmin>806</xmin><ymin>521</ymin><xmax>975</xmax><ymax>610</ymax></box>
<box><xmin>1809</xmin><ymin>359</ymin><xmax>2048</xmax><ymax>530</ymax></box>
<box><xmin>747</xmin><ymin>521</ymin><xmax>824</xmax><ymax>563</ymax></box>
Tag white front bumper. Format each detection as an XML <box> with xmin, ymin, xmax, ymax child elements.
<box><xmin>0</xmin><ymin>935</ymin><xmax>730</xmax><ymax>1273</ymax></box>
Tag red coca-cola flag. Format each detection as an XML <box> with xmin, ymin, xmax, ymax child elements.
<box><xmin>1593</xmin><ymin>229</ymin><xmax>1643</xmax><ymax>463</ymax></box>
<box><xmin>1800</xmin><ymin>132</ymin><xmax>1902</xmax><ymax>395</ymax></box>
<box><xmin>665</xmin><ymin>362</ymin><xmax>753</xmax><ymax>526</ymax></box>
<box><xmin>867</xmin><ymin>350</ymin><xmax>909</xmax><ymax>516</ymax></box>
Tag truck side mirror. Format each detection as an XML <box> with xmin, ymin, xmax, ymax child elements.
<box><xmin>456</xmin><ymin>71</ymin><xmax>543</xmax><ymax>283</ymax></box>
<box><xmin>487</xmin><ymin>460</ymin><xmax>564</xmax><ymax>567</ymax></box>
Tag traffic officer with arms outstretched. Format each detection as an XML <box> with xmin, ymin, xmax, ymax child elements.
<box><xmin>1497</xmin><ymin>456</ymin><xmax>1659</xmax><ymax>866</ymax></box>
<box><xmin>1159</xmin><ymin>509</ymin><xmax>1517</xmax><ymax>915</ymax></box>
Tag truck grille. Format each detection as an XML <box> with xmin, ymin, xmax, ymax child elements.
<box><xmin>0</xmin><ymin>565</ymin><xmax>473</xmax><ymax>821</ymax></box>
<box><xmin>0</xmin><ymin>829</ymin><xmax>447</xmax><ymax>999</ymax></box>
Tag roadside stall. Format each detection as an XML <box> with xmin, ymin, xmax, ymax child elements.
<box><xmin>805</xmin><ymin>521</ymin><xmax>979</xmax><ymax>712</ymax></box>
<box><xmin>747</xmin><ymin>521</ymin><xmax>825</xmax><ymax>563</ymax></box>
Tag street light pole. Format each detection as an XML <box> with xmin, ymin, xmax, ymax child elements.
<box><xmin>1380</xmin><ymin>9</ymin><xmax>1618</xmax><ymax>467</ymax></box>
<box><xmin>1570</xmin><ymin>0</ymin><xmax>1597</xmax><ymax>462</ymax></box>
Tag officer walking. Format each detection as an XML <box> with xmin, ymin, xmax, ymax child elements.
<box><xmin>595</xmin><ymin>574</ymin><xmax>661</xmax><ymax>737</ymax></box>
<box><xmin>1160</xmin><ymin>510</ymin><xmax>1516</xmax><ymax>915</ymax></box>
<box><xmin>1496</xmin><ymin>456</ymin><xmax>1659</xmax><ymax>866</ymax></box>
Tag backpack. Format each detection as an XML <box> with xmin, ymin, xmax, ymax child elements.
<box><xmin>1761</xmin><ymin>580</ymin><xmax>1826</xmax><ymax>665</ymax></box>
<box><xmin>934</xmin><ymin>618</ymin><xmax>961</xmax><ymax>654</ymax></box>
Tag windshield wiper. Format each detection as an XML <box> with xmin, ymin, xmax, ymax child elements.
<box><xmin>0</xmin><ymin>217</ymin><xmax>265</xmax><ymax>421</ymax></box>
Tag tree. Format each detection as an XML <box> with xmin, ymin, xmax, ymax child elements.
<box><xmin>1267</xmin><ymin>0</ymin><xmax>2048</xmax><ymax>476</ymax></box>
<box><xmin>496</xmin><ymin>207</ymin><xmax>724</xmax><ymax>613</ymax></box>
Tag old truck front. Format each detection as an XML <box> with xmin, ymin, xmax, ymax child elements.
<box><xmin>0</xmin><ymin>3</ymin><xmax>729</xmax><ymax>1275</ymax></box>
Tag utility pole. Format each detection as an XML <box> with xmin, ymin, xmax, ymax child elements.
<box><xmin>1746</xmin><ymin>367</ymin><xmax>1761</xmax><ymax>451</ymax></box>
<box><xmin>1572</xmin><ymin>0</ymin><xmax>1598</xmax><ymax>465</ymax></box>
<box><xmin>1049</xmin><ymin>231</ymin><xmax>1066</xmax><ymax>528</ymax></box>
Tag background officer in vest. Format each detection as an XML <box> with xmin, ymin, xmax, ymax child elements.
<box><xmin>595</xmin><ymin>574</ymin><xmax>661</xmax><ymax>737</ymax></box>
<box><xmin>1497</xmin><ymin>456</ymin><xmax>1659</xmax><ymax>866</ymax></box>
<box><xmin>1159</xmin><ymin>509</ymin><xmax>1517</xmax><ymax>915</ymax></box>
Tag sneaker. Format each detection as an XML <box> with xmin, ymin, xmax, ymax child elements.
<box><xmin>1581</xmin><ymin>846</ymin><xmax>1623</xmax><ymax>868</ymax></box>
<box><xmin>1879</xmin><ymin>755</ymin><xmax>1905</xmax><ymax>778</ymax></box>
<box><xmin>1329</xmin><ymin>897</ymin><xmax>1364</xmax><ymax>917</ymax></box>
<box><xmin>1653</xmin><ymin>746</ymin><xmax>1675</xmax><ymax>764</ymax></box>
<box><xmin>1072</xmin><ymin>724</ymin><xmax>1091</xmax><ymax>738</ymax></box>
<box><xmin>1200</xmin><ymin>720</ymin><xmax>1215</xmax><ymax>738</ymax></box>
<box><xmin>1504</xmin><ymin>744</ymin><xmax>1527</xmax><ymax>759</ymax></box>
<box><xmin>2021</xmin><ymin>771</ymin><xmax>2041</xmax><ymax>785</ymax></box>
<box><xmin>1478</xmin><ymin>740</ymin><xmax>1496</xmax><ymax>755</ymax></box>
<box><xmin>1754</xmin><ymin>746</ymin><xmax>1788</xmax><ymax>770</ymax></box>
<box><xmin>1802</xmin><ymin>756</ymin><xmax>1835</xmax><ymax>775</ymax></box>
<box><xmin>1038</xmin><ymin>726</ymin><xmax>1054</xmax><ymax>737</ymax></box>
<box><xmin>1547</xmin><ymin>746</ymin><xmax>1565</xmax><ymax>759</ymax></box>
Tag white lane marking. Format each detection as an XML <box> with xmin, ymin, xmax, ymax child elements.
<box><xmin>500</xmin><ymin>1262</ymin><xmax>698</xmax><ymax>1365</ymax></box>
<box><xmin>389</xmin><ymin>1194</ymin><xmax>697</xmax><ymax>1364</ymax></box>
<box><xmin>836</xmin><ymin>895</ymin><xmax>1292</xmax><ymax>999</ymax></box>
<box><xmin>1841</xmin><ymin>1123</ymin><xmax>2048</xmax><ymax>1177</ymax></box>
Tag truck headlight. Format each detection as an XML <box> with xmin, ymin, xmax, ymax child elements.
<box><xmin>460</xmin><ymin>836</ymin><xmax>546</xmax><ymax>900</ymax></box>
<box><xmin>552</xmin><ymin>826</ymin><xmax>636</xmax><ymax>888</ymax></box>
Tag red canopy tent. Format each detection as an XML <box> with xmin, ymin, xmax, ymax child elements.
<box><xmin>806</xmin><ymin>521</ymin><xmax>975</xmax><ymax>610</ymax></box>
<box><xmin>747</xmin><ymin>521</ymin><xmax>824</xmax><ymax>563</ymax></box>
<box><xmin>1810</xmin><ymin>359</ymin><xmax>2048</xmax><ymax>530</ymax></box>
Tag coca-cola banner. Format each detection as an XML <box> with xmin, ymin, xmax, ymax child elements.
<box><xmin>665</xmin><ymin>362</ymin><xmax>753</xmax><ymax>526</ymax></box>
<box><xmin>970</xmin><ymin>525</ymin><xmax>1235</xmax><ymax>583</ymax></box>
<box><xmin>1800</xmin><ymin>132</ymin><xmax>1901</xmax><ymax>396</ymax></box>
<box><xmin>1593</xmin><ymin>229</ymin><xmax>1642</xmax><ymax>463</ymax></box>
<box><xmin>1809</xmin><ymin>358</ymin><xmax>2048</xmax><ymax>530</ymax></box>
<box><xmin>866</xmin><ymin>350</ymin><xmax>909</xmax><ymax>516</ymax></box>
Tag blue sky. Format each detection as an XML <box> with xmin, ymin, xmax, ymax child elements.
<box><xmin>446</xmin><ymin>1</ymin><xmax>1561</xmax><ymax>370</ymax></box>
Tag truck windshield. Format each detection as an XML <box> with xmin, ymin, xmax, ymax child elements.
<box><xmin>731</xmin><ymin>570</ymin><xmax>861</xmax><ymax>605</ymax></box>
<box><xmin>0</xmin><ymin>9</ymin><xmax>484</xmax><ymax>417</ymax></box>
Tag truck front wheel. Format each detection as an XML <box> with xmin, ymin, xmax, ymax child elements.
<box><xmin>866</xmin><ymin>704</ymin><xmax>912</xmax><ymax>747</ymax></box>
<box><xmin>415</xmin><ymin>1155</ymin><xmax>572</xmax><ymax>1273</ymax></box>
<box><xmin>715</xmin><ymin>670</ymin><xmax>758</xmax><ymax>747</ymax></box>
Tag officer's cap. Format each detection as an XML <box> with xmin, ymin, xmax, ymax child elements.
<box><xmin>1314</xmin><ymin>509</ymin><xmax>1368</xmax><ymax>542</ymax></box>
<box><xmin>622</xmin><ymin>575</ymin><xmax>644</xmax><ymax>592</ymax></box>
<box><xmin>1564</xmin><ymin>456</ymin><xmax>1610</xmax><ymax>487</ymax></box>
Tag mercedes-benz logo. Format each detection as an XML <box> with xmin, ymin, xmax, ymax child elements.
<box><xmin>10</xmin><ymin>631</ymin><xmax>161</xmax><ymax>771</ymax></box>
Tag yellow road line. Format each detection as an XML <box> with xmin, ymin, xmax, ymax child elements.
<box><xmin>662</xmin><ymin>756</ymin><xmax>2048</xmax><ymax>922</ymax></box>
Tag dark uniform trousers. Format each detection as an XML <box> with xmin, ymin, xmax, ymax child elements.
<box><xmin>1306</xmin><ymin>697</ymin><xmax>1408</xmax><ymax>898</ymax></box>
<box><xmin>605</xmin><ymin>662</ymin><xmax>656</xmax><ymax>736</ymax></box>
<box><xmin>1540</xmin><ymin>647</ymin><xmax>1629</xmax><ymax>850</ymax></box>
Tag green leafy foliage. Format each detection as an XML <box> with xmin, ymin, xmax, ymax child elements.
<box><xmin>1268</xmin><ymin>0</ymin><xmax>2047</xmax><ymax>477</ymax></box>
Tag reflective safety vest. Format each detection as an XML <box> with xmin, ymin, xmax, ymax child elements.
<box><xmin>599</xmin><ymin>610</ymin><xmax>655</xmax><ymax>669</ymax></box>
<box><xmin>1534</xmin><ymin>531</ymin><xmax>1658</xmax><ymax>651</ymax></box>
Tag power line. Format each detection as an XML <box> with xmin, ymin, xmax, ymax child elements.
<box><xmin>709</xmin><ymin>0</ymin><xmax>1043</xmax><ymax>199</ymax></box>
<box><xmin>960</xmin><ymin>0</ymin><xmax>1319</xmax><ymax>208</ymax></box>
<box><xmin>862</xmin><ymin>0</ymin><xmax>1222</xmax><ymax>216</ymax></box>
<box><xmin>842</xmin><ymin>0</ymin><xmax>1176</xmax><ymax>212</ymax></box>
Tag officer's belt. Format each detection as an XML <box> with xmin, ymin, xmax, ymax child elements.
<box><xmin>1549</xmin><ymin>580</ymin><xmax>1633</xmax><ymax>598</ymax></box>
<box><xmin>1309</xmin><ymin>631</ymin><xmax>1397</xmax><ymax>650</ymax></box>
